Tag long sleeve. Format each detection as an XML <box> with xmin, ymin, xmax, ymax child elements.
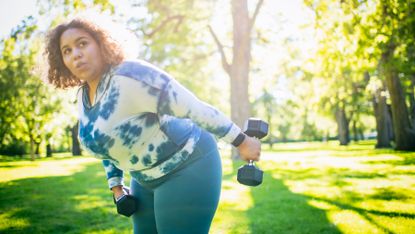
<box><xmin>78</xmin><ymin>60</ymin><xmax>243</xmax><ymax>184</ymax></box>
<box><xmin>157</xmin><ymin>78</ymin><xmax>241</xmax><ymax>144</ymax></box>
<box><xmin>102</xmin><ymin>159</ymin><xmax>124</xmax><ymax>189</ymax></box>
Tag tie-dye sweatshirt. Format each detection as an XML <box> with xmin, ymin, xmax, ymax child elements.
<box><xmin>77</xmin><ymin>60</ymin><xmax>242</xmax><ymax>188</ymax></box>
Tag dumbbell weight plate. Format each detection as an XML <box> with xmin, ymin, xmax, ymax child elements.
<box><xmin>237</xmin><ymin>164</ymin><xmax>263</xmax><ymax>186</ymax></box>
<box><xmin>115</xmin><ymin>194</ymin><xmax>138</xmax><ymax>217</ymax></box>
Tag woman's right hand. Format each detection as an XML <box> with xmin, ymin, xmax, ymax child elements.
<box><xmin>237</xmin><ymin>135</ymin><xmax>261</xmax><ymax>162</ymax></box>
<box><xmin>111</xmin><ymin>185</ymin><xmax>126</xmax><ymax>200</ymax></box>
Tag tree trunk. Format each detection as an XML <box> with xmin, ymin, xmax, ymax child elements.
<box><xmin>373</xmin><ymin>87</ymin><xmax>392</xmax><ymax>148</ymax></box>
<box><xmin>335</xmin><ymin>107</ymin><xmax>349</xmax><ymax>145</ymax></box>
<box><xmin>29</xmin><ymin>137</ymin><xmax>35</xmax><ymax>161</ymax></box>
<box><xmin>230</xmin><ymin>0</ymin><xmax>252</xmax><ymax>159</ymax></box>
<box><xmin>45</xmin><ymin>133</ymin><xmax>52</xmax><ymax>157</ymax></box>
<box><xmin>46</xmin><ymin>143</ymin><xmax>52</xmax><ymax>157</ymax></box>
<box><xmin>385</xmin><ymin>70</ymin><xmax>415</xmax><ymax>150</ymax></box>
<box><xmin>359</xmin><ymin>128</ymin><xmax>364</xmax><ymax>141</ymax></box>
<box><xmin>66</xmin><ymin>126</ymin><xmax>72</xmax><ymax>152</ymax></box>
<box><xmin>71</xmin><ymin>121</ymin><xmax>82</xmax><ymax>156</ymax></box>
<box><xmin>210</xmin><ymin>0</ymin><xmax>264</xmax><ymax>159</ymax></box>
<box><xmin>35</xmin><ymin>141</ymin><xmax>40</xmax><ymax>157</ymax></box>
<box><xmin>267</xmin><ymin>113</ymin><xmax>273</xmax><ymax>149</ymax></box>
<box><xmin>381</xmin><ymin>42</ymin><xmax>415</xmax><ymax>150</ymax></box>
<box><xmin>352</xmin><ymin>120</ymin><xmax>358</xmax><ymax>142</ymax></box>
<box><xmin>409</xmin><ymin>74</ymin><xmax>415</xmax><ymax>128</ymax></box>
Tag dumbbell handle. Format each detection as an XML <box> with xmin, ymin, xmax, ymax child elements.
<box><xmin>245</xmin><ymin>135</ymin><xmax>259</xmax><ymax>166</ymax></box>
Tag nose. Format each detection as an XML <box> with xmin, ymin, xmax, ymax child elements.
<box><xmin>72</xmin><ymin>48</ymin><xmax>83</xmax><ymax>60</ymax></box>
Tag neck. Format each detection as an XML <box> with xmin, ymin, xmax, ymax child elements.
<box><xmin>85</xmin><ymin>65</ymin><xmax>109</xmax><ymax>105</ymax></box>
<box><xmin>87</xmin><ymin>79</ymin><xmax>100</xmax><ymax>105</ymax></box>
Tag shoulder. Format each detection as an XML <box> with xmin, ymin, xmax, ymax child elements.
<box><xmin>113</xmin><ymin>60</ymin><xmax>171</xmax><ymax>89</ymax></box>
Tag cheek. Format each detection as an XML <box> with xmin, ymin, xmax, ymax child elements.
<box><xmin>61</xmin><ymin>55</ymin><xmax>71</xmax><ymax>68</ymax></box>
<box><xmin>95</xmin><ymin>47</ymin><xmax>105</xmax><ymax>62</ymax></box>
<box><xmin>94</xmin><ymin>49</ymin><xmax>106</xmax><ymax>68</ymax></box>
<box><xmin>62</xmin><ymin>56</ymin><xmax>75</xmax><ymax>74</ymax></box>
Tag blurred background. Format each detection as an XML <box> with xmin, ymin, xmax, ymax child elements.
<box><xmin>1</xmin><ymin>0</ymin><xmax>414</xmax><ymax>160</ymax></box>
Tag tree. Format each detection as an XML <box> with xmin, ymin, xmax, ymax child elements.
<box><xmin>126</xmin><ymin>0</ymin><xmax>220</xmax><ymax>105</ymax></box>
<box><xmin>366</xmin><ymin>72</ymin><xmax>394</xmax><ymax>147</ymax></box>
<box><xmin>0</xmin><ymin>38</ymin><xmax>21</xmax><ymax>147</ymax></box>
<box><xmin>302</xmin><ymin>0</ymin><xmax>414</xmax><ymax>148</ymax></box>
<box><xmin>209</xmin><ymin>0</ymin><xmax>264</xmax><ymax>158</ymax></box>
<box><xmin>209</xmin><ymin>0</ymin><xmax>264</xmax><ymax>125</ymax></box>
<box><xmin>0</xmin><ymin>17</ymin><xmax>63</xmax><ymax>159</ymax></box>
<box><xmin>71</xmin><ymin>121</ymin><xmax>82</xmax><ymax>156</ymax></box>
<box><xmin>358</xmin><ymin>0</ymin><xmax>415</xmax><ymax>150</ymax></box>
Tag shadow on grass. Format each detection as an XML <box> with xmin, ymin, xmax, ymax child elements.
<box><xmin>244</xmin><ymin>170</ymin><xmax>414</xmax><ymax>234</ymax></box>
<box><xmin>275</xmin><ymin>166</ymin><xmax>412</xmax><ymax>203</ymax></box>
<box><xmin>269</xmin><ymin>144</ymin><xmax>413</xmax><ymax>159</ymax></box>
<box><xmin>274</xmin><ymin>167</ymin><xmax>388</xmax><ymax>182</ymax></box>
<box><xmin>369</xmin><ymin>187</ymin><xmax>411</xmax><ymax>201</ymax></box>
<box><xmin>363</xmin><ymin>156</ymin><xmax>415</xmax><ymax>166</ymax></box>
<box><xmin>0</xmin><ymin>165</ymin><xmax>22</xmax><ymax>169</ymax></box>
<box><xmin>304</xmin><ymin>195</ymin><xmax>415</xmax><ymax>234</ymax></box>
<box><xmin>0</xmin><ymin>163</ymin><xmax>131</xmax><ymax>234</ymax></box>
<box><xmin>227</xmin><ymin>163</ymin><xmax>341</xmax><ymax>234</ymax></box>
<box><xmin>246</xmin><ymin>148</ymin><xmax>415</xmax><ymax>234</ymax></box>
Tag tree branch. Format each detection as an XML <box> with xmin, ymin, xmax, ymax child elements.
<box><xmin>249</xmin><ymin>0</ymin><xmax>265</xmax><ymax>31</ymax></box>
<box><xmin>208</xmin><ymin>25</ymin><xmax>231</xmax><ymax>75</ymax></box>
<box><xmin>144</xmin><ymin>15</ymin><xmax>184</xmax><ymax>38</ymax></box>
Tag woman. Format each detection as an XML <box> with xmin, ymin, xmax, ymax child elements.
<box><xmin>45</xmin><ymin>17</ymin><xmax>261</xmax><ymax>234</ymax></box>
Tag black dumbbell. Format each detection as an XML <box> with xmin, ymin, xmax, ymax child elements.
<box><xmin>237</xmin><ymin>118</ymin><xmax>268</xmax><ymax>187</ymax></box>
<box><xmin>113</xmin><ymin>187</ymin><xmax>138</xmax><ymax>217</ymax></box>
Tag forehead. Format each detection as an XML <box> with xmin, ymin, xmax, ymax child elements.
<box><xmin>60</xmin><ymin>28</ymin><xmax>94</xmax><ymax>47</ymax></box>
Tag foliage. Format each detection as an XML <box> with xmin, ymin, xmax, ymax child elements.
<box><xmin>299</xmin><ymin>0</ymin><xmax>415</xmax><ymax>147</ymax></box>
<box><xmin>0</xmin><ymin>18</ymin><xmax>70</xmax><ymax>157</ymax></box>
<box><xmin>125</xmin><ymin>0</ymin><xmax>223</xmax><ymax>108</ymax></box>
<box><xmin>2</xmin><ymin>0</ymin><xmax>414</xmax><ymax>154</ymax></box>
<box><xmin>0</xmin><ymin>18</ymin><xmax>57</xmax><ymax>155</ymax></box>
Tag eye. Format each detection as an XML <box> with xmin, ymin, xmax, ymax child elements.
<box><xmin>79</xmin><ymin>40</ymin><xmax>88</xmax><ymax>47</ymax></box>
<box><xmin>62</xmin><ymin>48</ymin><xmax>71</xmax><ymax>55</ymax></box>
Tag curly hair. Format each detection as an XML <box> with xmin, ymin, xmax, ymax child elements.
<box><xmin>44</xmin><ymin>17</ymin><xmax>125</xmax><ymax>89</ymax></box>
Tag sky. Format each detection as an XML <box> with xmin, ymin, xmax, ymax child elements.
<box><xmin>0</xmin><ymin>0</ymin><xmax>37</xmax><ymax>39</ymax></box>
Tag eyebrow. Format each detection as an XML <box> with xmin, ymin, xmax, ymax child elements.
<box><xmin>61</xmin><ymin>36</ymin><xmax>89</xmax><ymax>51</ymax></box>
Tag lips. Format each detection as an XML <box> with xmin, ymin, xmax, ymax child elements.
<box><xmin>76</xmin><ymin>62</ymin><xmax>87</xmax><ymax>69</ymax></box>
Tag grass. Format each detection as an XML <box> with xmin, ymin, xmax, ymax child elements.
<box><xmin>0</xmin><ymin>141</ymin><xmax>414</xmax><ymax>233</ymax></box>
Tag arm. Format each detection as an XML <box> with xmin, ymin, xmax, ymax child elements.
<box><xmin>102</xmin><ymin>160</ymin><xmax>125</xmax><ymax>198</ymax></box>
<box><xmin>115</xmin><ymin>60</ymin><xmax>239</xmax><ymax>142</ymax></box>
<box><xmin>157</xmin><ymin>78</ymin><xmax>261</xmax><ymax>162</ymax></box>
<box><xmin>157</xmin><ymin>78</ymin><xmax>241</xmax><ymax>144</ymax></box>
<box><xmin>116</xmin><ymin>60</ymin><xmax>261</xmax><ymax>161</ymax></box>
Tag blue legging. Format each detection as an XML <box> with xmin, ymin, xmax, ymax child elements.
<box><xmin>130</xmin><ymin>131</ymin><xmax>222</xmax><ymax>234</ymax></box>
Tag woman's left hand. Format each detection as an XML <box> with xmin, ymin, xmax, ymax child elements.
<box><xmin>237</xmin><ymin>135</ymin><xmax>261</xmax><ymax>162</ymax></box>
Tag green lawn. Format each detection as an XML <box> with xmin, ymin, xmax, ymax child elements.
<box><xmin>0</xmin><ymin>141</ymin><xmax>414</xmax><ymax>233</ymax></box>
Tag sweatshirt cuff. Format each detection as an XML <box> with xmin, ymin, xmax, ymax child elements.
<box><xmin>221</xmin><ymin>123</ymin><xmax>242</xmax><ymax>144</ymax></box>
<box><xmin>108</xmin><ymin>177</ymin><xmax>124</xmax><ymax>190</ymax></box>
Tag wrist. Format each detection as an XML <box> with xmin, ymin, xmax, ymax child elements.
<box><xmin>112</xmin><ymin>186</ymin><xmax>125</xmax><ymax>199</ymax></box>
<box><xmin>231</xmin><ymin>132</ymin><xmax>246</xmax><ymax>147</ymax></box>
<box><xmin>111</xmin><ymin>185</ymin><xmax>123</xmax><ymax>192</ymax></box>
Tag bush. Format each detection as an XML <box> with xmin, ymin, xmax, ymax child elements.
<box><xmin>0</xmin><ymin>141</ymin><xmax>27</xmax><ymax>156</ymax></box>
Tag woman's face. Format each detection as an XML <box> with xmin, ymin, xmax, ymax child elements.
<box><xmin>60</xmin><ymin>28</ymin><xmax>106</xmax><ymax>84</ymax></box>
